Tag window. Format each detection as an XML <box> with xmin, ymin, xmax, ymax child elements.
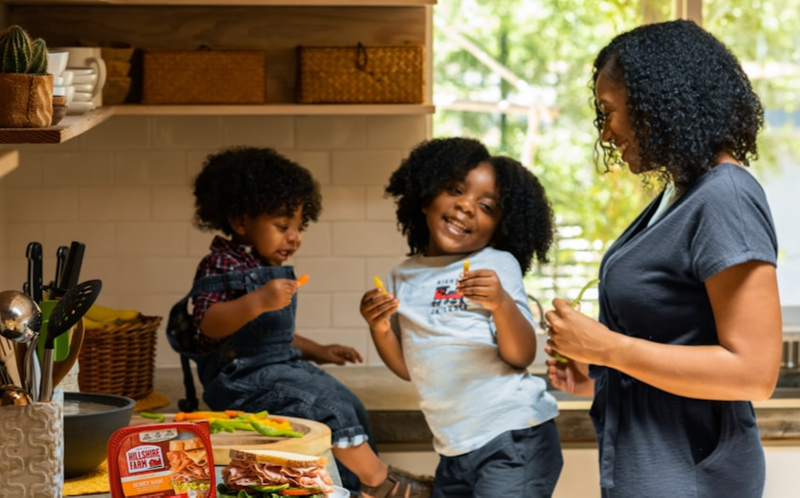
<box><xmin>703</xmin><ymin>0</ymin><xmax>800</xmax><ymax>322</ymax></box>
<box><xmin>433</xmin><ymin>0</ymin><xmax>672</xmax><ymax>313</ymax></box>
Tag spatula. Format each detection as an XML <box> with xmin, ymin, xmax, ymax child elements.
<box><xmin>39</xmin><ymin>279</ymin><xmax>102</xmax><ymax>402</ymax></box>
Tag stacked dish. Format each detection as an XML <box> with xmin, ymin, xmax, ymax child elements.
<box><xmin>47</xmin><ymin>51</ymin><xmax>71</xmax><ymax>125</ymax></box>
<box><xmin>69</xmin><ymin>68</ymin><xmax>100</xmax><ymax>114</ymax></box>
<box><xmin>52</xmin><ymin>46</ymin><xmax>107</xmax><ymax>115</ymax></box>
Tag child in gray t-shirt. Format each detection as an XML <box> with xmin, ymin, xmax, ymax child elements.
<box><xmin>360</xmin><ymin>137</ymin><xmax>563</xmax><ymax>498</ymax></box>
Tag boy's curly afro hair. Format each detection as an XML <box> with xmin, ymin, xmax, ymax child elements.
<box><xmin>591</xmin><ymin>19</ymin><xmax>763</xmax><ymax>189</ymax></box>
<box><xmin>385</xmin><ymin>137</ymin><xmax>554</xmax><ymax>273</ymax></box>
<box><xmin>193</xmin><ymin>146</ymin><xmax>322</xmax><ymax>236</ymax></box>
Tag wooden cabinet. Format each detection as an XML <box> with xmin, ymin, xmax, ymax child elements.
<box><xmin>0</xmin><ymin>0</ymin><xmax>434</xmax><ymax>144</ymax></box>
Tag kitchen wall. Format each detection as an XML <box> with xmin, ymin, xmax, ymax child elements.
<box><xmin>0</xmin><ymin>113</ymin><xmax>428</xmax><ymax>368</ymax></box>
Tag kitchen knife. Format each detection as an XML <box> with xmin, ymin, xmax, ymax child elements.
<box><xmin>59</xmin><ymin>241</ymin><xmax>85</xmax><ymax>293</ymax></box>
<box><xmin>25</xmin><ymin>242</ymin><xmax>39</xmax><ymax>301</ymax></box>
<box><xmin>54</xmin><ymin>245</ymin><xmax>69</xmax><ymax>295</ymax></box>
<box><xmin>30</xmin><ymin>242</ymin><xmax>43</xmax><ymax>304</ymax></box>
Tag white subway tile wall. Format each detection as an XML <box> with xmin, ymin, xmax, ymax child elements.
<box><xmin>0</xmin><ymin>115</ymin><xmax>428</xmax><ymax>368</ymax></box>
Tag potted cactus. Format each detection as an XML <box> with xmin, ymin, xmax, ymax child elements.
<box><xmin>0</xmin><ymin>24</ymin><xmax>53</xmax><ymax>128</ymax></box>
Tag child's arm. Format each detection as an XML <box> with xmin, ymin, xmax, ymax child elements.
<box><xmin>200</xmin><ymin>278</ymin><xmax>299</xmax><ymax>339</ymax></box>
<box><xmin>292</xmin><ymin>334</ymin><xmax>364</xmax><ymax>365</ymax></box>
<box><xmin>458</xmin><ymin>270</ymin><xmax>537</xmax><ymax>369</ymax></box>
<box><xmin>360</xmin><ymin>289</ymin><xmax>410</xmax><ymax>380</ymax></box>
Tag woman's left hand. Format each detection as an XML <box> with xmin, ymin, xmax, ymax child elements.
<box><xmin>457</xmin><ymin>269</ymin><xmax>508</xmax><ymax>311</ymax></box>
<box><xmin>545</xmin><ymin>298</ymin><xmax>614</xmax><ymax>366</ymax></box>
<box><xmin>315</xmin><ymin>344</ymin><xmax>365</xmax><ymax>365</ymax></box>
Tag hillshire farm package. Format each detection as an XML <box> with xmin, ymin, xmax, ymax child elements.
<box><xmin>107</xmin><ymin>421</ymin><xmax>215</xmax><ymax>497</ymax></box>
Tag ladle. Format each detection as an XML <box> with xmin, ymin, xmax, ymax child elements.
<box><xmin>0</xmin><ymin>290</ymin><xmax>42</xmax><ymax>344</ymax></box>
<box><xmin>0</xmin><ymin>290</ymin><xmax>43</xmax><ymax>398</ymax></box>
<box><xmin>0</xmin><ymin>384</ymin><xmax>33</xmax><ymax>407</ymax></box>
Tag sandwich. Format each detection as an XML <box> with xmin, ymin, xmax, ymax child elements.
<box><xmin>219</xmin><ymin>449</ymin><xmax>335</xmax><ymax>497</ymax></box>
<box><xmin>167</xmin><ymin>437</ymin><xmax>212</xmax><ymax>497</ymax></box>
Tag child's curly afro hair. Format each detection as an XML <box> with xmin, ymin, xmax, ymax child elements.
<box><xmin>592</xmin><ymin>19</ymin><xmax>763</xmax><ymax>189</ymax></box>
<box><xmin>193</xmin><ymin>146</ymin><xmax>322</xmax><ymax>236</ymax></box>
<box><xmin>489</xmin><ymin>155</ymin><xmax>554</xmax><ymax>272</ymax></box>
<box><xmin>386</xmin><ymin>137</ymin><xmax>554</xmax><ymax>273</ymax></box>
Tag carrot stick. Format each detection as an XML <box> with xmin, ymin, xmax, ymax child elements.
<box><xmin>175</xmin><ymin>411</ymin><xmax>231</xmax><ymax>421</ymax></box>
<box><xmin>296</xmin><ymin>275</ymin><xmax>310</xmax><ymax>287</ymax></box>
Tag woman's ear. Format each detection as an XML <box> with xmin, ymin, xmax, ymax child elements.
<box><xmin>229</xmin><ymin>215</ymin><xmax>247</xmax><ymax>236</ymax></box>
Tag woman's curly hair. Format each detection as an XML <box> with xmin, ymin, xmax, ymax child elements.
<box><xmin>193</xmin><ymin>146</ymin><xmax>322</xmax><ymax>235</ymax></box>
<box><xmin>591</xmin><ymin>19</ymin><xmax>763</xmax><ymax>189</ymax></box>
<box><xmin>385</xmin><ymin>137</ymin><xmax>554</xmax><ymax>273</ymax></box>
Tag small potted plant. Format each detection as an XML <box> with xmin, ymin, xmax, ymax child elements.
<box><xmin>0</xmin><ymin>24</ymin><xmax>53</xmax><ymax>128</ymax></box>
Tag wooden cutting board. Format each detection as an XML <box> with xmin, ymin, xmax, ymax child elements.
<box><xmin>129</xmin><ymin>413</ymin><xmax>331</xmax><ymax>465</ymax></box>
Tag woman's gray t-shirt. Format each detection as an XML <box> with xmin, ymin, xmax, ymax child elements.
<box><xmin>591</xmin><ymin>163</ymin><xmax>777</xmax><ymax>497</ymax></box>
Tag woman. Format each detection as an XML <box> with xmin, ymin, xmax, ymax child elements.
<box><xmin>545</xmin><ymin>20</ymin><xmax>782</xmax><ymax>497</ymax></box>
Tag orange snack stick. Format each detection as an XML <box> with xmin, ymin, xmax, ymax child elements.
<box><xmin>175</xmin><ymin>411</ymin><xmax>231</xmax><ymax>422</ymax></box>
<box><xmin>373</xmin><ymin>275</ymin><xmax>387</xmax><ymax>296</ymax></box>
<box><xmin>463</xmin><ymin>260</ymin><xmax>470</xmax><ymax>273</ymax></box>
<box><xmin>296</xmin><ymin>274</ymin><xmax>310</xmax><ymax>287</ymax></box>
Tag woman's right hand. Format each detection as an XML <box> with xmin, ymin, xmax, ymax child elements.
<box><xmin>360</xmin><ymin>289</ymin><xmax>399</xmax><ymax>335</ymax></box>
<box><xmin>257</xmin><ymin>278</ymin><xmax>298</xmax><ymax>311</ymax></box>
<box><xmin>545</xmin><ymin>349</ymin><xmax>594</xmax><ymax>397</ymax></box>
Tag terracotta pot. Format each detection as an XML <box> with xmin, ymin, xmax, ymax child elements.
<box><xmin>0</xmin><ymin>73</ymin><xmax>54</xmax><ymax>128</ymax></box>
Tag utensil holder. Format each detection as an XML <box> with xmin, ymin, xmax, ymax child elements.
<box><xmin>0</xmin><ymin>390</ymin><xmax>64</xmax><ymax>497</ymax></box>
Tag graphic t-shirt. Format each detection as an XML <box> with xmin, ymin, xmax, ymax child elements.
<box><xmin>387</xmin><ymin>247</ymin><xmax>557</xmax><ymax>456</ymax></box>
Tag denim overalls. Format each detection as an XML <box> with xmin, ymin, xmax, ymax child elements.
<box><xmin>173</xmin><ymin>265</ymin><xmax>375</xmax><ymax>492</ymax></box>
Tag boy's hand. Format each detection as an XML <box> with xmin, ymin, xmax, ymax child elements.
<box><xmin>457</xmin><ymin>268</ymin><xmax>508</xmax><ymax>311</ymax></box>
<box><xmin>257</xmin><ymin>278</ymin><xmax>298</xmax><ymax>311</ymax></box>
<box><xmin>360</xmin><ymin>289</ymin><xmax>399</xmax><ymax>335</ymax></box>
<box><xmin>315</xmin><ymin>344</ymin><xmax>364</xmax><ymax>365</ymax></box>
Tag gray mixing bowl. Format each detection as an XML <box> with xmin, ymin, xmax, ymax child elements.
<box><xmin>63</xmin><ymin>391</ymin><xmax>135</xmax><ymax>478</ymax></box>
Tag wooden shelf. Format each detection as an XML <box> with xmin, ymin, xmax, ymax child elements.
<box><xmin>1</xmin><ymin>0</ymin><xmax>434</xmax><ymax>144</ymax></box>
<box><xmin>2</xmin><ymin>0</ymin><xmax>435</xmax><ymax>5</ymax></box>
<box><xmin>113</xmin><ymin>103</ymin><xmax>435</xmax><ymax>116</ymax></box>
<box><xmin>0</xmin><ymin>103</ymin><xmax>433</xmax><ymax>144</ymax></box>
<box><xmin>0</xmin><ymin>108</ymin><xmax>114</xmax><ymax>144</ymax></box>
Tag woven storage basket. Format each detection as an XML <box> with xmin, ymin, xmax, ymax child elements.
<box><xmin>143</xmin><ymin>49</ymin><xmax>266</xmax><ymax>104</ymax></box>
<box><xmin>296</xmin><ymin>44</ymin><xmax>424</xmax><ymax>104</ymax></box>
<box><xmin>78</xmin><ymin>315</ymin><xmax>162</xmax><ymax>400</ymax></box>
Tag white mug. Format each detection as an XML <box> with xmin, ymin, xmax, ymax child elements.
<box><xmin>51</xmin><ymin>47</ymin><xmax>107</xmax><ymax>107</ymax></box>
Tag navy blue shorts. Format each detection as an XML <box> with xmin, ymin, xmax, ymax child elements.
<box><xmin>431</xmin><ymin>421</ymin><xmax>563</xmax><ymax>498</ymax></box>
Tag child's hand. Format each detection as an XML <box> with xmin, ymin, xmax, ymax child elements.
<box><xmin>544</xmin><ymin>351</ymin><xmax>593</xmax><ymax>397</ymax></box>
<box><xmin>360</xmin><ymin>288</ymin><xmax>399</xmax><ymax>335</ymax></box>
<box><xmin>257</xmin><ymin>278</ymin><xmax>298</xmax><ymax>311</ymax></box>
<box><xmin>456</xmin><ymin>268</ymin><xmax>508</xmax><ymax>311</ymax></box>
<box><xmin>316</xmin><ymin>344</ymin><xmax>364</xmax><ymax>365</ymax></box>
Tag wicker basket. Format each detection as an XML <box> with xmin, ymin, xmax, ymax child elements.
<box><xmin>296</xmin><ymin>44</ymin><xmax>424</xmax><ymax>104</ymax></box>
<box><xmin>142</xmin><ymin>49</ymin><xmax>266</xmax><ymax>104</ymax></box>
<box><xmin>78</xmin><ymin>315</ymin><xmax>162</xmax><ymax>400</ymax></box>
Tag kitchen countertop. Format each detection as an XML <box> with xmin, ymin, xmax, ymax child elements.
<box><xmin>323</xmin><ymin>365</ymin><xmax>800</xmax><ymax>448</ymax></box>
<box><xmin>70</xmin><ymin>366</ymin><xmax>800</xmax><ymax>497</ymax></box>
